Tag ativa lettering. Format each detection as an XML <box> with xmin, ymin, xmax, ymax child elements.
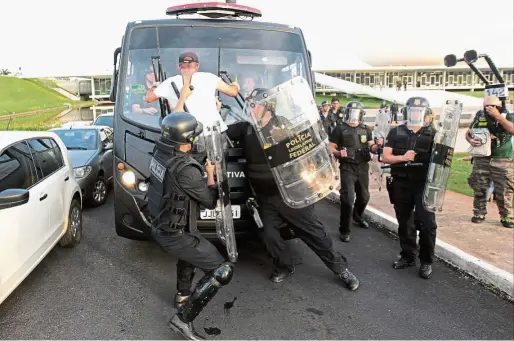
<box><xmin>227</xmin><ymin>171</ymin><xmax>245</xmax><ymax>178</ymax></box>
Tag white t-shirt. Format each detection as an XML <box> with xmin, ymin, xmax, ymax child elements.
<box><xmin>154</xmin><ymin>72</ymin><xmax>227</xmax><ymax>133</ymax></box>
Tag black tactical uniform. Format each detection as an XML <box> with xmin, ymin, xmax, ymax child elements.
<box><xmin>383</xmin><ymin>97</ymin><xmax>437</xmax><ymax>279</ymax></box>
<box><xmin>227</xmin><ymin>88</ymin><xmax>360</xmax><ymax>290</ymax></box>
<box><xmin>329</xmin><ymin>101</ymin><xmax>375</xmax><ymax>242</ymax></box>
<box><xmin>147</xmin><ymin>113</ymin><xmax>234</xmax><ymax>340</ymax></box>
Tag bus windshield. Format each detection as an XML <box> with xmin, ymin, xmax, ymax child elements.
<box><xmin>119</xmin><ymin>25</ymin><xmax>309</xmax><ymax>130</ymax></box>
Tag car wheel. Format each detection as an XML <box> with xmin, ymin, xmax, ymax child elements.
<box><xmin>59</xmin><ymin>198</ymin><xmax>82</xmax><ymax>247</ymax></box>
<box><xmin>91</xmin><ymin>175</ymin><xmax>107</xmax><ymax>207</ymax></box>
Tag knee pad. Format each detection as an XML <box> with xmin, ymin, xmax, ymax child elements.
<box><xmin>213</xmin><ymin>263</ymin><xmax>234</xmax><ymax>286</ymax></box>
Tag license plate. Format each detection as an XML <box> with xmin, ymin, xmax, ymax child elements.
<box><xmin>200</xmin><ymin>205</ymin><xmax>241</xmax><ymax>220</ymax></box>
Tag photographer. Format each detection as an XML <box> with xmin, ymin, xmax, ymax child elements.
<box><xmin>466</xmin><ymin>96</ymin><xmax>514</xmax><ymax>228</ymax></box>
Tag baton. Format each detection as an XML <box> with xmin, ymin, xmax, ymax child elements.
<box><xmin>170</xmin><ymin>81</ymin><xmax>194</xmax><ymax>113</ymax></box>
<box><xmin>381</xmin><ymin>162</ymin><xmax>424</xmax><ymax>169</ymax></box>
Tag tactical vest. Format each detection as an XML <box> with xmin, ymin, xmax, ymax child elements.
<box><xmin>391</xmin><ymin>124</ymin><xmax>435</xmax><ymax>177</ymax></box>
<box><xmin>147</xmin><ymin>145</ymin><xmax>203</xmax><ymax>231</ymax></box>
<box><xmin>339</xmin><ymin>123</ymin><xmax>371</xmax><ymax>164</ymax></box>
<box><xmin>244</xmin><ymin>124</ymin><xmax>277</xmax><ymax>195</ymax></box>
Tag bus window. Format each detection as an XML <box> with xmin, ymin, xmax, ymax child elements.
<box><xmin>119</xmin><ymin>25</ymin><xmax>308</xmax><ymax>130</ymax></box>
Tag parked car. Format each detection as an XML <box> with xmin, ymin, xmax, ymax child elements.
<box><xmin>60</xmin><ymin>121</ymin><xmax>93</xmax><ymax>128</ymax></box>
<box><xmin>51</xmin><ymin>126</ymin><xmax>114</xmax><ymax>207</ymax></box>
<box><xmin>93</xmin><ymin>113</ymin><xmax>114</xmax><ymax>128</ymax></box>
<box><xmin>0</xmin><ymin>131</ymin><xmax>83</xmax><ymax>305</ymax></box>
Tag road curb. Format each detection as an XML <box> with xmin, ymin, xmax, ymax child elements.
<box><xmin>326</xmin><ymin>191</ymin><xmax>514</xmax><ymax>299</ymax></box>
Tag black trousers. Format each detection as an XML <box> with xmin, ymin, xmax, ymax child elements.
<box><xmin>391</xmin><ymin>111</ymin><xmax>398</xmax><ymax>122</ymax></box>
<box><xmin>339</xmin><ymin>163</ymin><xmax>370</xmax><ymax>235</ymax></box>
<box><xmin>152</xmin><ymin>227</ymin><xmax>225</xmax><ymax>295</ymax></box>
<box><xmin>391</xmin><ymin>178</ymin><xmax>437</xmax><ymax>264</ymax></box>
<box><xmin>258</xmin><ymin>193</ymin><xmax>348</xmax><ymax>274</ymax></box>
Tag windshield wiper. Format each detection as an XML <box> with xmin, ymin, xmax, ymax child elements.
<box><xmin>151</xmin><ymin>56</ymin><xmax>171</xmax><ymax>118</ymax></box>
<box><xmin>220</xmin><ymin>71</ymin><xmax>245</xmax><ymax>109</ymax></box>
<box><xmin>66</xmin><ymin>146</ymin><xmax>88</xmax><ymax>150</ymax></box>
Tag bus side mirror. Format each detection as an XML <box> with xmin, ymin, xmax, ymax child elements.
<box><xmin>444</xmin><ymin>54</ymin><xmax>457</xmax><ymax>67</ymax></box>
<box><xmin>109</xmin><ymin>47</ymin><xmax>122</xmax><ymax>103</ymax></box>
<box><xmin>464</xmin><ymin>50</ymin><xmax>478</xmax><ymax>64</ymax></box>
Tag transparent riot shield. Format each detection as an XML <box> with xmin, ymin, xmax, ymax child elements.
<box><xmin>374</xmin><ymin>109</ymin><xmax>391</xmax><ymax>140</ymax></box>
<box><xmin>245</xmin><ymin>76</ymin><xmax>339</xmax><ymax>208</ymax></box>
<box><xmin>203</xmin><ymin>122</ymin><xmax>238</xmax><ymax>263</ymax></box>
<box><xmin>423</xmin><ymin>100</ymin><xmax>463</xmax><ymax>212</ymax></box>
<box><xmin>372</xmin><ymin>109</ymin><xmax>392</xmax><ymax>190</ymax></box>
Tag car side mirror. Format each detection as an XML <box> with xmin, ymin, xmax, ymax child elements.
<box><xmin>0</xmin><ymin>189</ymin><xmax>30</xmax><ymax>211</ymax></box>
<box><xmin>104</xmin><ymin>142</ymin><xmax>114</xmax><ymax>150</ymax></box>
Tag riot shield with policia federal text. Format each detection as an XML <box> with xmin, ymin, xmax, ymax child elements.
<box><xmin>423</xmin><ymin>100</ymin><xmax>463</xmax><ymax>212</ymax></box>
<box><xmin>203</xmin><ymin>121</ymin><xmax>238</xmax><ymax>263</ymax></box>
<box><xmin>245</xmin><ymin>76</ymin><xmax>339</xmax><ymax>208</ymax></box>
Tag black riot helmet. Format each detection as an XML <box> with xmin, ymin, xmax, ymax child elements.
<box><xmin>402</xmin><ymin>96</ymin><xmax>432</xmax><ymax>126</ymax></box>
<box><xmin>246</xmin><ymin>88</ymin><xmax>276</xmax><ymax>112</ymax></box>
<box><xmin>246</xmin><ymin>87</ymin><xmax>277</xmax><ymax>126</ymax></box>
<box><xmin>159</xmin><ymin>112</ymin><xmax>203</xmax><ymax>147</ymax></box>
<box><xmin>344</xmin><ymin>101</ymin><xmax>365</xmax><ymax>124</ymax></box>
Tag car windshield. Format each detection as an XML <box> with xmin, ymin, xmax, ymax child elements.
<box><xmin>54</xmin><ymin>129</ymin><xmax>98</xmax><ymax>150</ymax></box>
<box><xmin>119</xmin><ymin>25</ymin><xmax>309</xmax><ymax>130</ymax></box>
<box><xmin>94</xmin><ymin>115</ymin><xmax>113</xmax><ymax>128</ymax></box>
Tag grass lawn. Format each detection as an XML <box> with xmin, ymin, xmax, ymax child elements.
<box><xmin>447</xmin><ymin>153</ymin><xmax>473</xmax><ymax>197</ymax></box>
<box><xmin>0</xmin><ymin>76</ymin><xmax>71</xmax><ymax>115</ymax></box>
<box><xmin>315</xmin><ymin>94</ymin><xmax>384</xmax><ymax>108</ymax></box>
<box><xmin>451</xmin><ymin>90</ymin><xmax>484</xmax><ymax>98</ymax></box>
<box><xmin>0</xmin><ymin>109</ymin><xmax>62</xmax><ymax>131</ymax></box>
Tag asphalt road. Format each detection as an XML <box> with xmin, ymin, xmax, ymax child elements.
<box><xmin>1</xmin><ymin>194</ymin><xmax>513</xmax><ymax>340</ymax></box>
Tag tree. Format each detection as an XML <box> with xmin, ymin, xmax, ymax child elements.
<box><xmin>1</xmin><ymin>69</ymin><xmax>11</xmax><ymax>75</ymax></box>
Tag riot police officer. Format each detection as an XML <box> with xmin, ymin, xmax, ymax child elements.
<box><xmin>147</xmin><ymin>112</ymin><xmax>234</xmax><ymax>340</ymax></box>
<box><xmin>226</xmin><ymin>88</ymin><xmax>360</xmax><ymax>290</ymax></box>
<box><xmin>329</xmin><ymin>101</ymin><xmax>381</xmax><ymax>242</ymax></box>
<box><xmin>381</xmin><ymin>97</ymin><xmax>437</xmax><ymax>279</ymax></box>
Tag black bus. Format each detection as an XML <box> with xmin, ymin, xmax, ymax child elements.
<box><xmin>110</xmin><ymin>1</ymin><xmax>316</xmax><ymax>241</ymax></box>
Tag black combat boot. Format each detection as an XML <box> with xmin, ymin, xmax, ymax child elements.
<box><xmin>471</xmin><ymin>214</ymin><xmax>486</xmax><ymax>223</ymax></box>
<box><xmin>500</xmin><ymin>216</ymin><xmax>514</xmax><ymax>228</ymax></box>
<box><xmin>339</xmin><ymin>269</ymin><xmax>360</xmax><ymax>291</ymax></box>
<box><xmin>393</xmin><ymin>257</ymin><xmax>416</xmax><ymax>269</ymax></box>
<box><xmin>354</xmin><ymin>218</ymin><xmax>369</xmax><ymax>229</ymax></box>
<box><xmin>170</xmin><ymin>264</ymin><xmax>233</xmax><ymax>340</ymax></box>
<box><xmin>419</xmin><ymin>264</ymin><xmax>433</xmax><ymax>279</ymax></box>
<box><xmin>270</xmin><ymin>266</ymin><xmax>295</xmax><ymax>283</ymax></box>
<box><xmin>340</xmin><ymin>234</ymin><xmax>351</xmax><ymax>242</ymax></box>
<box><xmin>169</xmin><ymin>314</ymin><xmax>204</xmax><ymax>340</ymax></box>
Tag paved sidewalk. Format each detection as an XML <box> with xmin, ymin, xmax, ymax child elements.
<box><xmin>366</xmin><ymin>171</ymin><xmax>514</xmax><ymax>275</ymax></box>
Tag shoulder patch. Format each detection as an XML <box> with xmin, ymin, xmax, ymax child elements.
<box><xmin>150</xmin><ymin>157</ymin><xmax>166</xmax><ymax>183</ymax></box>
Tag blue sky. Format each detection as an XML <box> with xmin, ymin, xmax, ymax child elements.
<box><xmin>0</xmin><ymin>0</ymin><xmax>512</xmax><ymax>77</ymax></box>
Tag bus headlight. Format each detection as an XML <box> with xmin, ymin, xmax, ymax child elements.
<box><xmin>138</xmin><ymin>181</ymin><xmax>149</xmax><ymax>192</ymax></box>
<box><xmin>121</xmin><ymin>170</ymin><xmax>136</xmax><ymax>187</ymax></box>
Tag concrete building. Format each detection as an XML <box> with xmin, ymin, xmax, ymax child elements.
<box><xmin>315</xmin><ymin>65</ymin><xmax>514</xmax><ymax>94</ymax></box>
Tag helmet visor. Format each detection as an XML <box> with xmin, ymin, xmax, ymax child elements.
<box><xmin>346</xmin><ymin>108</ymin><xmax>361</xmax><ymax>123</ymax></box>
<box><xmin>406</xmin><ymin>107</ymin><xmax>427</xmax><ymax>126</ymax></box>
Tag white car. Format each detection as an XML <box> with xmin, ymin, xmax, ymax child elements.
<box><xmin>0</xmin><ymin>131</ymin><xmax>83</xmax><ymax>305</ymax></box>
